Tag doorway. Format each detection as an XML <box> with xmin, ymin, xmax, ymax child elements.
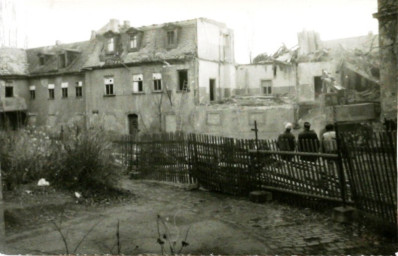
<box><xmin>128</xmin><ymin>114</ymin><xmax>139</xmax><ymax>135</ymax></box>
<box><xmin>209</xmin><ymin>79</ymin><xmax>216</xmax><ymax>102</ymax></box>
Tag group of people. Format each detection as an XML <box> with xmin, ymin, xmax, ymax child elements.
<box><xmin>276</xmin><ymin>121</ymin><xmax>337</xmax><ymax>161</ymax></box>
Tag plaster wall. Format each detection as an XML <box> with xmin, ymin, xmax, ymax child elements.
<box><xmin>26</xmin><ymin>74</ymin><xmax>86</xmax><ymax>129</ymax></box>
<box><xmin>197</xmin><ymin>19</ymin><xmax>234</xmax><ymax>63</ymax></box>
<box><xmin>192</xmin><ymin>105</ymin><xmax>294</xmax><ymax>139</ymax></box>
<box><xmin>297</xmin><ymin>62</ymin><xmax>336</xmax><ymax>102</ymax></box>
<box><xmin>85</xmin><ymin>61</ymin><xmax>197</xmax><ymax>134</ymax></box>
<box><xmin>235</xmin><ymin>64</ymin><xmax>296</xmax><ymax>97</ymax></box>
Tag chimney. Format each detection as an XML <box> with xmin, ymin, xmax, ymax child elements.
<box><xmin>123</xmin><ymin>20</ymin><xmax>130</xmax><ymax>27</ymax></box>
<box><xmin>109</xmin><ymin>19</ymin><xmax>120</xmax><ymax>32</ymax></box>
<box><xmin>55</xmin><ymin>40</ymin><xmax>62</xmax><ymax>46</ymax></box>
<box><xmin>90</xmin><ymin>30</ymin><xmax>96</xmax><ymax>40</ymax></box>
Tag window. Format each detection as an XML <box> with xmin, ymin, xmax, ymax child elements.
<box><xmin>29</xmin><ymin>85</ymin><xmax>36</xmax><ymax>100</ymax></box>
<box><xmin>273</xmin><ymin>65</ymin><xmax>277</xmax><ymax>77</ymax></box>
<box><xmin>153</xmin><ymin>73</ymin><xmax>162</xmax><ymax>92</ymax></box>
<box><xmin>178</xmin><ymin>70</ymin><xmax>188</xmax><ymax>91</ymax></box>
<box><xmin>261</xmin><ymin>80</ymin><xmax>272</xmax><ymax>95</ymax></box>
<box><xmin>61</xmin><ymin>82</ymin><xmax>68</xmax><ymax>98</ymax></box>
<box><xmin>133</xmin><ymin>74</ymin><xmax>143</xmax><ymax>93</ymax></box>
<box><xmin>104</xmin><ymin>77</ymin><xmax>114</xmax><ymax>95</ymax></box>
<box><xmin>5</xmin><ymin>85</ymin><xmax>13</xmax><ymax>98</ymax></box>
<box><xmin>107</xmin><ymin>38</ymin><xmax>115</xmax><ymax>52</ymax></box>
<box><xmin>59</xmin><ymin>54</ymin><xmax>66</xmax><ymax>68</ymax></box>
<box><xmin>48</xmin><ymin>84</ymin><xmax>55</xmax><ymax>99</ymax></box>
<box><xmin>76</xmin><ymin>81</ymin><xmax>83</xmax><ymax>97</ymax></box>
<box><xmin>167</xmin><ymin>31</ymin><xmax>175</xmax><ymax>45</ymax></box>
<box><xmin>130</xmin><ymin>35</ymin><xmax>138</xmax><ymax>49</ymax></box>
<box><xmin>39</xmin><ymin>56</ymin><xmax>45</xmax><ymax>65</ymax></box>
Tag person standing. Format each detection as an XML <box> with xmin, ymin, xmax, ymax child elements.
<box><xmin>322</xmin><ymin>124</ymin><xmax>337</xmax><ymax>154</ymax></box>
<box><xmin>298</xmin><ymin>122</ymin><xmax>320</xmax><ymax>161</ymax></box>
<box><xmin>277</xmin><ymin>123</ymin><xmax>296</xmax><ymax>161</ymax></box>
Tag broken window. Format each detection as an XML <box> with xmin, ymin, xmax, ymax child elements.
<box><xmin>104</xmin><ymin>77</ymin><xmax>114</xmax><ymax>95</ymax></box>
<box><xmin>48</xmin><ymin>84</ymin><xmax>55</xmax><ymax>99</ymax></box>
<box><xmin>178</xmin><ymin>70</ymin><xmax>188</xmax><ymax>91</ymax></box>
<box><xmin>59</xmin><ymin>54</ymin><xmax>66</xmax><ymax>68</ymax></box>
<box><xmin>133</xmin><ymin>74</ymin><xmax>143</xmax><ymax>93</ymax></box>
<box><xmin>61</xmin><ymin>82</ymin><xmax>68</xmax><ymax>98</ymax></box>
<box><xmin>153</xmin><ymin>73</ymin><xmax>162</xmax><ymax>92</ymax></box>
<box><xmin>76</xmin><ymin>81</ymin><xmax>83</xmax><ymax>97</ymax></box>
<box><xmin>5</xmin><ymin>85</ymin><xmax>13</xmax><ymax>98</ymax></box>
<box><xmin>29</xmin><ymin>85</ymin><xmax>36</xmax><ymax>100</ymax></box>
<box><xmin>107</xmin><ymin>38</ymin><xmax>115</xmax><ymax>53</ymax></box>
<box><xmin>261</xmin><ymin>80</ymin><xmax>272</xmax><ymax>95</ymax></box>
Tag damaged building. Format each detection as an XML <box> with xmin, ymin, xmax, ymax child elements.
<box><xmin>0</xmin><ymin>15</ymin><xmax>392</xmax><ymax>138</ymax></box>
<box><xmin>0</xmin><ymin>18</ymin><xmax>236</xmax><ymax>134</ymax></box>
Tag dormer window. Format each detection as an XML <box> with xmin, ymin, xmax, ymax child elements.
<box><xmin>126</xmin><ymin>27</ymin><xmax>143</xmax><ymax>52</ymax></box>
<box><xmin>59</xmin><ymin>54</ymin><xmax>66</xmax><ymax>68</ymax></box>
<box><xmin>39</xmin><ymin>56</ymin><xmax>45</xmax><ymax>65</ymax></box>
<box><xmin>130</xmin><ymin>35</ymin><xmax>138</xmax><ymax>49</ymax></box>
<box><xmin>167</xmin><ymin>31</ymin><xmax>175</xmax><ymax>45</ymax></box>
<box><xmin>107</xmin><ymin>38</ymin><xmax>115</xmax><ymax>52</ymax></box>
<box><xmin>163</xmin><ymin>23</ymin><xmax>180</xmax><ymax>49</ymax></box>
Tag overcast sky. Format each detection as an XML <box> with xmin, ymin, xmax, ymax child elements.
<box><xmin>16</xmin><ymin>0</ymin><xmax>378</xmax><ymax>63</ymax></box>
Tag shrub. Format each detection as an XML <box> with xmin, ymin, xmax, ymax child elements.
<box><xmin>0</xmin><ymin>127</ymin><xmax>61</xmax><ymax>190</ymax></box>
<box><xmin>52</xmin><ymin>130</ymin><xmax>121</xmax><ymax>192</ymax></box>
<box><xmin>0</xmin><ymin>127</ymin><xmax>121</xmax><ymax>193</ymax></box>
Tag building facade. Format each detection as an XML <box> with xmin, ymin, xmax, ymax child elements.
<box><xmin>0</xmin><ymin>18</ymin><xmax>235</xmax><ymax>134</ymax></box>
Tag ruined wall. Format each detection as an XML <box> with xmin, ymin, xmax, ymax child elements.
<box><xmin>235</xmin><ymin>64</ymin><xmax>296</xmax><ymax>97</ymax></box>
<box><xmin>85</xmin><ymin>61</ymin><xmax>197</xmax><ymax>134</ymax></box>
<box><xmin>196</xmin><ymin>19</ymin><xmax>236</xmax><ymax>104</ymax></box>
<box><xmin>27</xmin><ymin>74</ymin><xmax>86</xmax><ymax>129</ymax></box>
<box><xmin>297</xmin><ymin>62</ymin><xmax>336</xmax><ymax>102</ymax></box>
<box><xmin>192</xmin><ymin>104</ymin><xmax>295</xmax><ymax>139</ymax></box>
<box><xmin>374</xmin><ymin>0</ymin><xmax>397</xmax><ymax>120</ymax></box>
<box><xmin>197</xmin><ymin>18</ymin><xmax>234</xmax><ymax>63</ymax></box>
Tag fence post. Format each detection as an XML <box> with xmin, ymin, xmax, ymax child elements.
<box><xmin>335</xmin><ymin>122</ymin><xmax>347</xmax><ymax>207</ymax></box>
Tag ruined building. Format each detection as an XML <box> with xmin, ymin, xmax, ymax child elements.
<box><xmin>373</xmin><ymin>0</ymin><xmax>397</xmax><ymax>121</ymax></box>
<box><xmin>0</xmin><ymin>18</ymin><xmax>235</xmax><ymax>134</ymax></box>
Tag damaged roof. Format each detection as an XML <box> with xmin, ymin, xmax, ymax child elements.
<box><xmin>2</xmin><ymin>17</ymin><xmax>222</xmax><ymax>76</ymax></box>
<box><xmin>0</xmin><ymin>47</ymin><xmax>29</xmax><ymax>76</ymax></box>
<box><xmin>26</xmin><ymin>40</ymin><xmax>94</xmax><ymax>75</ymax></box>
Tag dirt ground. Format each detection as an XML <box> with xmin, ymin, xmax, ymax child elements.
<box><xmin>2</xmin><ymin>178</ymin><xmax>397</xmax><ymax>255</ymax></box>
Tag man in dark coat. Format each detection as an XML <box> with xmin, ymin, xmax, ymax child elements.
<box><xmin>277</xmin><ymin>123</ymin><xmax>296</xmax><ymax>161</ymax></box>
<box><xmin>298</xmin><ymin>122</ymin><xmax>320</xmax><ymax>161</ymax></box>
